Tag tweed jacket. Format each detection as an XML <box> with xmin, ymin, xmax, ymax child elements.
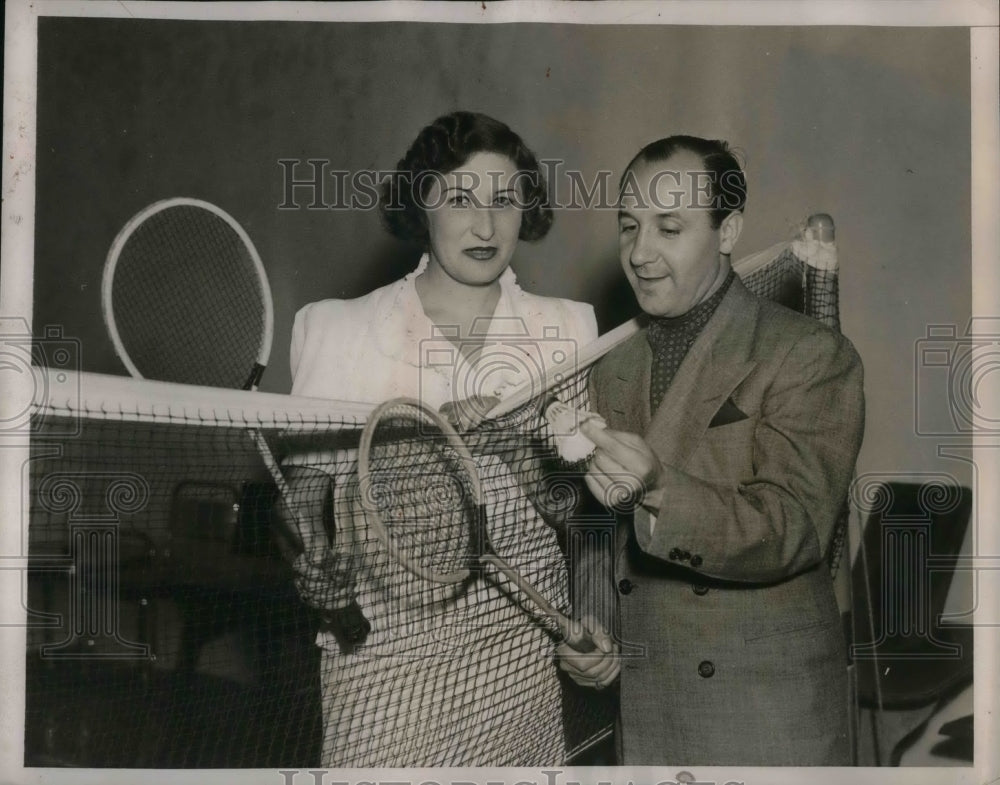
<box><xmin>585</xmin><ymin>275</ymin><xmax>864</xmax><ymax>765</ymax></box>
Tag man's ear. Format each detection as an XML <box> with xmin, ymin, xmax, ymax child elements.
<box><xmin>718</xmin><ymin>211</ymin><xmax>744</xmax><ymax>255</ymax></box>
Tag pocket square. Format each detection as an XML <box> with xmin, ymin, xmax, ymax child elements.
<box><xmin>708</xmin><ymin>397</ymin><xmax>748</xmax><ymax>428</ymax></box>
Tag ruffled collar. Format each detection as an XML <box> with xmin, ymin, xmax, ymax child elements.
<box><xmin>374</xmin><ymin>253</ymin><xmax>524</xmax><ymax>368</ymax></box>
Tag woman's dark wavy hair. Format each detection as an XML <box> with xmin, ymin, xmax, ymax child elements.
<box><xmin>622</xmin><ymin>135</ymin><xmax>747</xmax><ymax>229</ymax></box>
<box><xmin>380</xmin><ymin>111</ymin><xmax>554</xmax><ymax>246</ymax></box>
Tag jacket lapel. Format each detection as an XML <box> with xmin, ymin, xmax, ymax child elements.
<box><xmin>600</xmin><ymin>330</ymin><xmax>651</xmax><ymax>435</ymax></box>
<box><xmin>644</xmin><ymin>277</ymin><xmax>758</xmax><ymax>470</ymax></box>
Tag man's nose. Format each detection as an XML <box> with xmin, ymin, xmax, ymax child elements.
<box><xmin>629</xmin><ymin>226</ymin><xmax>658</xmax><ymax>267</ymax></box>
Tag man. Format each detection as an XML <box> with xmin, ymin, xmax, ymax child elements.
<box><xmin>560</xmin><ymin>135</ymin><xmax>864</xmax><ymax>766</ymax></box>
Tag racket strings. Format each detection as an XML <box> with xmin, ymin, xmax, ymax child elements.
<box><xmin>364</xmin><ymin>406</ymin><xmax>479</xmax><ymax>581</ymax></box>
<box><xmin>110</xmin><ymin>204</ymin><xmax>267</xmax><ymax>388</ymax></box>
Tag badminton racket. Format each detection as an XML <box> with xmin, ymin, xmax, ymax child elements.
<box><xmin>101</xmin><ymin>197</ymin><xmax>308</xmax><ymax>552</ymax></box>
<box><xmin>358</xmin><ymin>396</ymin><xmax>596</xmax><ymax>652</ymax></box>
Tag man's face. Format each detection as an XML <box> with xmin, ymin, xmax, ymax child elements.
<box><xmin>617</xmin><ymin>151</ymin><xmax>741</xmax><ymax>318</ymax></box>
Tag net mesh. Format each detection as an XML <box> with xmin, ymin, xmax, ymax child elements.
<box><xmin>25</xmin><ymin>373</ymin><xmax>604</xmax><ymax>768</ymax></box>
<box><xmin>734</xmin><ymin>241</ymin><xmax>840</xmax><ymax>332</ymax></box>
<box><xmin>108</xmin><ymin>204</ymin><xmax>268</xmax><ymax>389</ymax></box>
<box><xmin>25</xmin><ymin>227</ymin><xmax>839</xmax><ymax>768</ymax></box>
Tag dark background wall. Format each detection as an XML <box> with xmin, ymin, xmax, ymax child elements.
<box><xmin>32</xmin><ymin>18</ymin><xmax>971</xmax><ymax>483</ymax></box>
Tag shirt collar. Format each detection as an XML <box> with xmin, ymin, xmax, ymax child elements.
<box><xmin>647</xmin><ymin>268</ymin><xmax>736</xmax><ymax>348</ymax></box>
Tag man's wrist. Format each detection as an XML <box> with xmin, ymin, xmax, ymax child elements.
<box><xmin>639</xmin><ymin>457</ymin><xmax>672</xmax><ymax>513</ymax></box>
<box><xmin>641</xmin><ymin>485</ymin><xmax>664</xmax><ymax>514</ymax></box>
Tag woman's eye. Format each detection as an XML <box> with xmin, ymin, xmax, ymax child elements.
<box><xmin>619</xmin><ymin>223</ymin><xmax>636</xmax><ymax>234</ymax></box>
<box><xmin>494</xmin><ymin>194</ymin><xmax>513</xmax><ymax>208</ymax></box>
<box><xmin>450</xmin><ymin>194</ymin><xmax>470</xmax><ymax>207</ymax></box>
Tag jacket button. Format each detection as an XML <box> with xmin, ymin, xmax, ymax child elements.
<box><xmin>668</xmin><ymin>548</ymin><xmax>680</xmax><ymax>561</ymax></box>
<box><xmin>680</xmin><ymin>550</ymin><xmax>692</xmax><ymax>561</ymax></box>
<box><xmin>690</xmin><ymin>554</ymin><xmax>703</xmax><ymax>567</ymax></box>
<box><xmin>698</xmin><ymin>660</ymin><xmax>715</xmax><ymax>678</ymax></box>
<box><xmin>618</xmin><ymin>579</ymin><xmax>634</xmax><ymax>595</ymax></box>
<box><xmin>692</xmin><ymin>584</ymin><xmax>709</xmax><ymax>596</ymax></box>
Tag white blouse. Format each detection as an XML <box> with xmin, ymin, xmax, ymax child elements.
<box><xmin>290</xmin><ymin>254</ymin><xmax>597</xmax><ymax>407</ymax></box>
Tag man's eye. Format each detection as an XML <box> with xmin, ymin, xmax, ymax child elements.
<box><xmin>619</xmin><ymin>223</ymin><xmax>636</xmax><ymax>233</ymax></box>
<box><xmin>494</xmin><ymin>194</ymin><xmax>513</xmax><ymax>208</ymax></box>
<box><xmin>450</xmin><ymin>194</ymin><xmax>471</xmax><ymax>207</ymax></box>
<box><xmin>661</xmin><ymin>227</ymin><xmax>680</xmax><ymax>236</ymax></box>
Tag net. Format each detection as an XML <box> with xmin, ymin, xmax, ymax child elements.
<box><xmin>25</xmin><ymin>375</ymin><xmax>365</xmax><ymax>767</ymax></box>
<box><xmin>24</xmin><ymin>370</ymin><xmax>608</xmax><ymax>768</ymax></box>
<box><xmin>24</xmin><ymin>220</ymin><xmax>841</xmax><ymax>768</ymax></box>
<box><xmin>733</xmin><ymin>218</ymin><xmax>840</xmax><ymax>332</ymax></box>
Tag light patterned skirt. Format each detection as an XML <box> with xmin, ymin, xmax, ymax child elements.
<box><xmin>313</xmin><ymin>451</ymin><xmax>569</xmax><ymax>767</ymax></box>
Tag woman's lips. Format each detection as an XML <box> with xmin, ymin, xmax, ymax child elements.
<box><xmin>464</xmin><ymin>247</ymin><xmax>498</xmax><ymax>261</ymax></box>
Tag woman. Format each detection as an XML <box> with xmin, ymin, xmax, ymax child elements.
<box><xmin>288</xmin><ymin>111</ymin><xmax>598</xmax><ymax>767</ymax></box>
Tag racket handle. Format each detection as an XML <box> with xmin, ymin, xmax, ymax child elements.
<box><xmin>481</xmin><ymin>553</ymin><xmax>598</xmax><ymax>652</ymax></box>
<box><xmin>560</xmin><ymin>620</ymin><xmax>598</xmax><ymax>653</ymax></box>
<box><xmin>248</xmin><ymin>427</ymin><xmax>308</xmax><ymax>553</ymax></box>
<box><xmin>489</xmin><ymin>317</ymin><xmax>642</xmax><ymax>418</ymax></box>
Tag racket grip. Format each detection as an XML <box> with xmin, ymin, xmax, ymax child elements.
<box><xmin>480</xmin><ymin>553</ymin><xmax>597</xmax><ymax>654</ymax></box>
<box><xmin>481</xmin><ymin>554</ymin><xmax>599</xmax><ymax>652</ymax></box>
<box><xmin>559</xmin><ymin>619</ymin><xmax>598</xmax><ymax>653</ymax></box>
<box><xmin>248</xmin><ymin>428</ymin><xmax>307</xmax><ymax>552</ymax></box>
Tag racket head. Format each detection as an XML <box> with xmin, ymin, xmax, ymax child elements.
<box><xmin>102</xmin><ymin>197</ymin><xmax>274</xmax><ymax>389</ymax></box>
<box><xmin>358</xmin><ymin>397</ymin><xmax>482</xmax><ymax>585</ymax></box>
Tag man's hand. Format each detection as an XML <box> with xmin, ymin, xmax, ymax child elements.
<box><xmin>557</xmin><ymin>615</ymin><xmax>620</xmax><ymax>689</ymax></box>
<box><xmin>580</xmin><ymin>420</ymin><xmax>663</xmax><ymax>511</ymax></box>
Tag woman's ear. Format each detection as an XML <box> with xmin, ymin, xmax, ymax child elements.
<box><xmin>718</xmin><ymin>211</ymin><xmax>744</xmax><ymax>255</ymax></box>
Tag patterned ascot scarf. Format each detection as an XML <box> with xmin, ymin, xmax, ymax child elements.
<box><xmin>647</xmin><ymin>269</ymin><xmax>736</xmax><ymax>412</ymax></box>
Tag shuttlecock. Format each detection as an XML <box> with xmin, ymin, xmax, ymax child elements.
<box><xmin>545</xmin><ymin>400</ymin><xmax>606</xmax><ymax>462</ymax></box>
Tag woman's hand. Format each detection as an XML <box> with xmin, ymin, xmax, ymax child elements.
<box><xmin>557</xmin><ymin>615</ymin><xmax>620</xmax><ymax>690</ymax></box>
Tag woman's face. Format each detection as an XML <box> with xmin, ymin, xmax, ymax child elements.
<box><xmin>422</xmin><ymin>151</ymin><xmax>524</xmax><ymax>287</ymax></box>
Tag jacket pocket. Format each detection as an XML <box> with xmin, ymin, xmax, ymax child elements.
<box><xmin>689</xmin><ymin>417</ymin><xmax>756</xmax><ymax>481</ymax></box>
